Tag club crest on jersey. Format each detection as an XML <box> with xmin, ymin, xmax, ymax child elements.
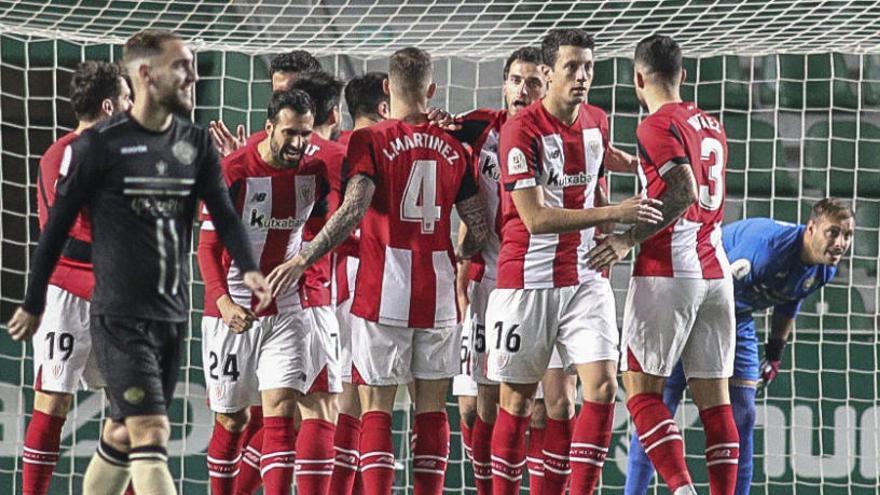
<box><xmin>172</xmin><ymin>140</ymin><xmax>196</xmax><ymax>166</ymax></box>
<box><xmin>298</xmin><ymin>182</ymin><xmax>315</xmax><ymax>204</ymax></box>
<box><xmin>730</xmin><ymin>258</ymin><xmax>752</xmax><ymax>280</ymax></box>
<box><xmin>508</xmin><ymin>147</ymin><xmax>528</xmax><ymax>175</ymax></box>
<box><xmin>803</xmin><ymin>275</ymin><xmax>817</xmax><ymax>290</ymax></box>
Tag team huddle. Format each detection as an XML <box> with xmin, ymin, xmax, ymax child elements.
<box><xmin>6</xmin><ymin>25</ymin><xmax>855</xmax><ymax>495</ymax></box>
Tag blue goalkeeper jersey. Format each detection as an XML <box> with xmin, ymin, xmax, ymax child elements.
<box><xmin>722</xmin><ymin>218</ymin><xmax>837</xmax><ymax>319</ymax></box>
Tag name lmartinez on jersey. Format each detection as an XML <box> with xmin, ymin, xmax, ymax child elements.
<box><xmin>381</xmin><ymin>133</ymin><xmax>461</xmax><ymax>164</ymax></box>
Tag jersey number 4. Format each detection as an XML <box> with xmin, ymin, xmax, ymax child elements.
<box><xmin>699</xmin><ymin>137</ymin><xmax>724</xmax><ymax>211</ymax></box>
<box><xmin>401</xmin><ymin>160</ymin><xmax>441</xmax><ymax>234</ymax></box>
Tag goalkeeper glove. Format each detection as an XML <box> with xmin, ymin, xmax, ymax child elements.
<box><xmin>758</xmin><ymin>337</ymin><xmax>786</xmax><ymax>391</ymax></box>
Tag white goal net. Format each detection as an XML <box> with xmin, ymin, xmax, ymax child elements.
<box><xmin>0</xmin><ymin>1</ymin><xmax>878</xmax><ymax>494</ymax></box>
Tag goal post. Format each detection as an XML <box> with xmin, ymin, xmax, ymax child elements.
<box><xmin>0</xmin><ymin>2</ymin><xmax>878</xmax><ymax>494</ymax></box>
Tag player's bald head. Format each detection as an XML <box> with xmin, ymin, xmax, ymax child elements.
<box><xmin>634</xmin><ymin>34</ymin><xmax>683</xmax><ymax>87</ymax></box>
<box><xmin>389</xmin><ymin>47</ymin><xmax>433</xmax><ymax>98</ymax></box>
<box><xmin>123</xmin><ymin>30</ymin><xmax>181</xmax><ymax>63</ymax></box>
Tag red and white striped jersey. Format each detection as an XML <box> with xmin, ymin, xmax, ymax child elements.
<box><xmin>634</xmin><ymin>101</ymin><xmax>728</xmax><ymax>279</ymax></box>
<box><xmin>450</xmin><ymin>108</ymin><xmax>507</xmax><ymax>283</ymax></box>
<box><xmin>303</xmin><ymin>134</ymin><xmax>359</xmax><ymax>307</ymax></box>
<box><xmin>37</xmin><ymin>132</ymin><xmax>95</xmax><ymax>300</ymax></box>
<box><xmin>497</xmin><ymin>101</ymin><xmax>609</xmax><ymax>289</ymax></box>
<box><xmin>198</xmin><ymin>139</ymin><xmax>330</xmax><ymax>317</ymax></box>
<box><xmin>347</xmin><ymin>119</ymin><xmax>478</xmax><ymax>329</ymax></box>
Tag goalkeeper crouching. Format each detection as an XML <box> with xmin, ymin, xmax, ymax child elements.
<box><xmin>624</xmin><ymin>197</ymin><xmax>854</xmax><ymax>495</ymax></box>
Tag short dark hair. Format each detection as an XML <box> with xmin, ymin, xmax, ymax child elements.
<box><xmin>503</xmin><ymin>47</ymin><xmax>543</xmax><ymax>80</ymax></box>
<box><xmin>634</xmin><ymin>34</ymin><xmax>683</xmax><ymax>85</ymax></box>
<box><xmin>123</xmin><ymin>29</ymin><xmax>179</xmax><ymax>62</ymax></box>
<box><xmin>810</xmin><ymin>197</ymin><xmax>854</xmax><ymax>222</ymax></box>
<box><xmin>389</xmin><ymin>47</ymin><xmax>432</xmax><ymax>97</ymax></box>
<box><xmin>289</xmin><ymin>71</ymin><xmax>344</xmax><ymax>126</ymax></box>
<box><xmin>270</xmin><ymin>50</ymin><xmax>322</xmax><ymax>76</ymax></box>
<box><xmin>267</xmin><ymin>89</ymin><xmax>315</xmax><ymax>124</ymax></box>
<box><xmin>345</xmin><ymin>72</ymin><xmax>388</xmax><ymax>121</ymax></box>
<box><xmin>69</xmin><ymin>61</ymin><xmax>126</xmax><ymax>121</ymax></box>
<box><xmin>541</xmin><ymin>29</ymin><xmax>594</xmax><ymax>68</ymax></box>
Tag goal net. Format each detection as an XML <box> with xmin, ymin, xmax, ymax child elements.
<box><xmin>0</xmin><ymin>1</ymin><xmax>878</xmax><ymax>494</ymax></box>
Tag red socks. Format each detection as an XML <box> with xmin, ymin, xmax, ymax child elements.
<box><xmin>260</xmin><ymin>416</ymin><xmax>297</xmax><ymax>495</ymax></box>
<box><xmin>700</xmin><ymin>405</ymin><xmax>740</xmax><ymax>495</ymax></box>
<box><xmin>207</xmin><ymin>421</ymin><xmax>245</xmax><ymax>495</ymax></box>
<box><xmin>525</xmin><ymin>425</ymin><xmax>545</xmax><ymax>494</ymax></box>
<box><xmin>330</xmin><ymin>413</ymin><xmax>362</xmax><ymax>495</ymax></box>
<box><xmin>413</xmin><ymin>412</ymin><xmax>450</xmax><ymax>495</ymax></box>
<box><xmin>471</xmin><ymin>416</ymin><xmax>494</xmax><ymax>495</ymax></box>
<box><xmin>542</xmin><ymin>417</ymin><xmax>572</xmax><ymax>495</ymax></box>
<box><xmin>490</xmin><ymin>409</ymin><xmax>529</xmax><ymax>495</ymax></box>
<box><xmin>570</xmin><ymin>401</ymin><xmax>614</xmax><ymax>495</ymax></box>
<box><xmin>460</xmin><ymin>419</ymin><xmax>473</xmax><ymax>461</ymax></box>
<box><xmin>235</xmin><ymin>427</ymin><xmax>264</xmax><ymax>495</ymax></box>
<box><xmin>359</xmin><ymin>411</ymin><xmax>395</xmax><ymax>495</ymax></box>
<box><xmin>296</xmin><ymin>419</ymin><xmax>335</xmax><ymax>495</ymax></box>
<box><xmin>23</xmin><ymin>410</ymin><xmax>66</xmax><ymax>495</ymax></box>
<box><xmin>627</xmin><ymin>393</ymin><xmax>692</xmax><ymax>492</ymax></box>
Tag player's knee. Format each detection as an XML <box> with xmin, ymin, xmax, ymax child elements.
<box><xmin>215</xmin><ymin>409</ymin><xmax>250</xmax><ymax>433</ymax></box>
<box><xmin>298</xmin><ymin>392</ymin><xmax>337</xmax><ymax>421</ymax></box>
<box><xmin>33</xmin><ymin>390</ymin><xmax>73</xmax><ymax>417</ymax></box>
<box><xmin>530</xmin><ymin>400</ymin><xmax>547</xmax><ymax>428</ymax></box>
<box><xmin>261</xmin><ymin>388</ymin><xmax>299</xmax><ymax>417</ymax></box>
<box><xmin>730</xmin><ymin>386</ymin><xmax>757</xmax><ymax>431</ymax></box>
<box><xmin>543</xmin><ymin>393</ymin><xmax>574</xmax><ymax>420</ymax></box>
<box><xmin>103</xmin><ymin>420</ymin><xmax>131</xmax><ymax>452</ymax></box>
<box><xmin>591</xmin><ymin>376</ymin><xmax>618</xmax><ymax>404</ymax></box>
<box><xmin>126</xmin><ymin>415</ymin><xmax>170</xmax><ymax>447</ymax></box>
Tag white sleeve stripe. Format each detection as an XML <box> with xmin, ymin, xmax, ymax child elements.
<box><xmin>658</xmin><ymin>159</ymin><xmax>686</xmax><ymax>176</ymax></box>
<box><xmin>201</xmin><ymin>220</ymin><xmax>214</xmax><ymax>231</ymax></box>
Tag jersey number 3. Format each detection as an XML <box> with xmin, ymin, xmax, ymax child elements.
<box><xmin>699</xmin><ymin>137</ymin><xmax>724</xmax><ymax>211</ymax></box>
<box><xmin>401</xmin><ymin>159</ymin><xmax>441</xmax><ymax>234</ymax></box>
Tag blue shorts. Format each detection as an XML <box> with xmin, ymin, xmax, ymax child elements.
<box><xmin>666</xmin><ymin>316</ymin><xmax>759</xmax><ymax>388</ymax></box>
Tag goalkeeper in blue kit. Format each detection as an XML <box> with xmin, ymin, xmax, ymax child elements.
<box><xmin>624</xmin><ymin>198</ymin><xmax>854</xmax><ymax>495</ymax></box>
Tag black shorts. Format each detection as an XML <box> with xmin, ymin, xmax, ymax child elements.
<box><xmin>90</xmin><ymin>315</ymin><xmax>184</xmax><ymax>420</ymax></box>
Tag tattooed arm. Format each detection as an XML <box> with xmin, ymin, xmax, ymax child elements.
<box><xmin>265</xmin><ymin>174</ymin><xmax>376</xmax><ymax>296</ymax></box>
<box><xmin>455</xmin><ymin>194</ymin><xmax>490</xmax><ymax>261</ymax></box>
<box><xmin>587</xmin><ymin>164</ymin><xmax>697</xmax><ymax>271</ymax></box>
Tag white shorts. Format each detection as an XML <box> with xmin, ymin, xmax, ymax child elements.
<box><xmin>336</xmin><ymin>296</ymin><xmax>355</xmax><ymax>382</ymax></box>
<box><xmin>32</xmin><ymin>285</ymin><xmax>104</xmax><ymax>393</ymax></box>
<box><xmin>621</xmin><ymin>276</ymin><xmax>735</xmax><ymax>379</ymax></box>
<box><xmin>452</xmin><ymin>301</ymin><xmax>478</xmax><ymax>397</ymax></box>
<box><xmin>350</xmin><ymin>316</ymin><xmax>461</xmax><ymax>386</ymax></box>
<box><xmin>202</xmin><ymin>306</ymin><xmax>342</xmax><ymax>413</ymax></box>
<box><xmin>486</xmin><ymin>278</ymin><xmax>619</xmax><ymax>384</ymax></box>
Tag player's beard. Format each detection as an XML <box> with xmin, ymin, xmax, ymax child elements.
<box><xmin>159</xmin><ymin>89</ymin><xmax>193</xmax><ymax>116</ymax></box>
<box><xmin>270</xmin><ymin>138</ymin><xmax>301</xmax><ymax>169</ymax></box>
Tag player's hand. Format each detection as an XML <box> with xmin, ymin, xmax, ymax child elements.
<box><xmin>216</xmin><ymin>295</ymin><xmax>257</xmax><ymax>333</ymax></box>
<box><xmin>426</xmin><ymin>107</ymin><xmax>462</xmax><ymax>131</ymax></box>
<box><xmin>587</xmin><ymin>232</ymin><xmax>634</xmax><ymax>272</ymax></box>
<box><xmin>614</xmin><ymin>196</ymin><xmax>663</xmax><ymax>224</ymax></box>
<box><xmin>758</xmin><ymin>358</ymin><xmax>782</xmax><ymax>390</ymax></box>
<box><xmin>6</xmin><ymin>307</ymin><xmax>41</xmax><ymax>342</ymax></box>
<box><xmin>265</xmin><ymin>256</ymin><xmax>307</xmax><ymax>299</ymax></box>
<box><xmin>604</xmin><ymin>145</ymin><xmax>639</xmax><ymax>173</ymax></box>
<box><xmin>209</xmin><ymin>120</ymin><xmax>247</xmax><ymax>158</ymax></box>
<box><xmin>243</xmin><ymin>271</ymin><xmax>272</xmax><ymax>313</ymax></box>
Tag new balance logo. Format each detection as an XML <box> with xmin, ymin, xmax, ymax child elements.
<box><xmin>251</xmin><ymin>192</ymin><xmax>267</xmax><ymax>202</ymax></box>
